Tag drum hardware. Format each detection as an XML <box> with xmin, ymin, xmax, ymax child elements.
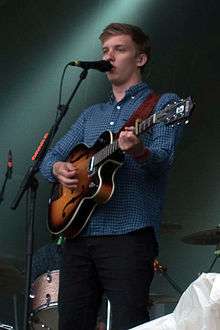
<box><xmin>46</xmin><ymin>271</ymin><xmax>52</xmax><ymax>283</ymax></box>
<box><xmin>29</xmin><ymin>313</ymin><xmax>51</xmax><ymax>330</ymax></box>
<box><xmin>30</xmin><ymin>270</ymin><xmax>59</xmax><ymax>330</ymax></box>
<box><xmin>0</xmin><ymin>323</ymin><xmax>14</xmax><ymax>330</ymax></box>
<box><xmin>182</xmin><ymin>225</ymin><xmax>220</xmax><ymax>272</ymax></box>
<box><xmin>46</xmin><ymin>294</ymin><xmax>51</xmax><ymax>307</ymax></box>
<box><xmin>206</xmin><ymin>244</ymin><xmax>220</xmax><ymax>273</ymax></box>
<box><xmin>30</xmin><ymin>243</ymin><xmax>63</xmax><ymax>330</ymax></box>
<box><xmin>148</xmin><ymin>293</ymin><xmax>178</xmax><ymax>305</ymax></box>
<box><xmin>153</xmin><ymin>259</ymin><xmax>183</xmax><ymax>295</ymax></box>
<box><xmin>30</xmin><ymin>268</ymin><xmax>111</xmax><ymax>330</ymax></box>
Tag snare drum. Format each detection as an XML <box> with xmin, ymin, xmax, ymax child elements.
<box><xmin>30</xmin><ymin>269</ymin><xmax>59</xmax><ymax>330</ymax></box>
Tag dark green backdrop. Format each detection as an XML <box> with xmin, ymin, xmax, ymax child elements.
<box><xmin>0</xmin><ymin>0</ymin><xmax>219</xmax><ymax>326</ymax></box>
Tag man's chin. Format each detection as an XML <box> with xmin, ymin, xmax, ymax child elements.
<box><xmin>107</xmin><ymin>74</ymin><xmax>123</xmax><ymax>86</ymax></box>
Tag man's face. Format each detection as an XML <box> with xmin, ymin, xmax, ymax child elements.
<box><xmin>102</xmin><ymin>34</ymin><xmax>146</xmax><ymax>86</ymax></box>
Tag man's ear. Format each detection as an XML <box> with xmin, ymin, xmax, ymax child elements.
<box><xmin>136</xmin><ymin>53</ymin><xmax>148</xmax><ymax>68</ymax></box>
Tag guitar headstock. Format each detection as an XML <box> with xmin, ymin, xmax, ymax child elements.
<box><xmin>158</xmin><ymin>96</ymin><xmax>195</xmax><ymax>126</ymax></box>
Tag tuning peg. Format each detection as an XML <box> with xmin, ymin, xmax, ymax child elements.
<box><xmin>185</xmin><ymin>120</ymin><xmax>189</xmax><ymax>124</ymax></box>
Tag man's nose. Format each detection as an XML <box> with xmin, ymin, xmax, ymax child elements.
<box><xmin>104</xmin><ymin>50</ymin><xmax>115</xmax><ymax>62</ymax></box>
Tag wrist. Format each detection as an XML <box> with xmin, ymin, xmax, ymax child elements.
<box><xmin>52</xmin><ymin>161</ymin><xmax>61</xmax><ymax>177</ymax></box>
<box><xmin>133</xmin><ymin>148</ymin><xmax>150</xmax><ymax>161</ymax></box>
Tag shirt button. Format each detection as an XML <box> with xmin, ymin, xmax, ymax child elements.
<box><xmin>116</xmin><ymin>105</ymin><xmax>121</xmax><ymax>110</ymax></box>
<box><xmin>110</xmin><ymin>121</ymin><xmax>114</xmax><ymax>126</ymax></box>
<box><xmin>131</xmin><ymin>96</ymin><xmax>135</xmax><ymax>99</ymax></box>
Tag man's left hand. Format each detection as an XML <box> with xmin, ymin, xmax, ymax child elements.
<box><xmin>118</xmin><ymin>126</ymin><xmax>146</xmax><ymax>158</ymax></box>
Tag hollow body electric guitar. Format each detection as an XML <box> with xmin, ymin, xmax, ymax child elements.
<box><xmin>48</xmin><ymin>97</ymin><xmax>194</xmax><ymax>237</ymax></box>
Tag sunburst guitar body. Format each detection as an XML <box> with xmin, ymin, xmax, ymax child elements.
<box><xmin>48</xmin><ymin>131</ymin><xmax>124</xmax><ymax>237</ymax></box>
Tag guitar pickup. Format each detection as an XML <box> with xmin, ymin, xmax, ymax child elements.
<box><xmin>88</xmin><ymin>156</ymin><xmax>95</xmax><ymax>174</ymax></box>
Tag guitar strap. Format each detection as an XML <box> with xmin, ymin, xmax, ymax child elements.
<box><xmin>118</xmin><ymin>92</ymin><xmax>160</xmax><ymax>134</ymax></box>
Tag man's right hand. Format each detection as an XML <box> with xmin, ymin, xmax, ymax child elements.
<box><xmin>52</xmin><ymin>161</ymin><xmax>79</xmax><ymax>189</ymax></box>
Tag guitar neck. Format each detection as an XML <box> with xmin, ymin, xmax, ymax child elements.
<box><xmin>93</xmin><ymin>96</ymin><xmax>193</xmax><ymax>166</ymax></box>
<box><xmin>93</xmin><ymin>112</ymin><xmax>158</xmax><ymax>166</ymax></box>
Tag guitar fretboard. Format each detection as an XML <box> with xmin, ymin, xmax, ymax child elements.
<box><xmin>93</xmin><ymin>112</ymin><xmax>160</xmax><ymax>166</ymax></box>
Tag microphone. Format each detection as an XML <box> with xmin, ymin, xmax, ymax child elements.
<box><xmin>68</xmin><ymin>60</ymin><xmax>113</xmax><ymax>72</ymax></box>
<box><xmin>7</xmin><ymin>149</ymin><xmax>13</xmax><ymax>179</ymax></box>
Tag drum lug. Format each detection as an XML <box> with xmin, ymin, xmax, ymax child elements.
<box><xmin>29</xmin><ymin>288</ymin><xmax>35</xmax><ymax>299</ymax></box>
<box><xmin>46</xmin><ymin>271</ymin><xmax>52</xmax><ymax>283</ymax></box>
<box><xmin>46</xmin><ymin>293</ymin><xmax>51</xmax><ymax>307</ymax></box>
<box><xmin>31</xmin><ymin>269</ymin><xmax>59</xmax><ymax>329</ymax></box>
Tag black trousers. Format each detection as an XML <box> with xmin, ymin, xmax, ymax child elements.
<box><xmin>58</xmin><ymin>227</ymin><xmax>158</xmax><ymax>330</ymax></box>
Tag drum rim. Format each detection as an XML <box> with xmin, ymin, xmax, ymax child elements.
<box><xmin>31</xmin><ymin>301</ymin><xmax>58</xmax><ymax>315</ymax></box>
<box><xmin>32</xmin><ymin>269</ymin><xmax>60</xmax><ymax>282</ymax></box>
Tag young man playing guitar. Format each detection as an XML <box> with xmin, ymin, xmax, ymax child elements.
<box><xmin>40</xmin><ymin>23</ymin><xmax>184</xmax><ymax>330</ymax></box>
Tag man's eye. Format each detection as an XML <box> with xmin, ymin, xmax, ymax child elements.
<box><xmin>117</xmin><ymin>48</ymin><xmax>126</xmax><ymax>52</ymax></box>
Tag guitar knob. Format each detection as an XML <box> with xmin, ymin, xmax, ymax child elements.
<box><xmin>89</xmin><ymin>182</ymin><xmax>97</xmax><ymax>188</ymax></box>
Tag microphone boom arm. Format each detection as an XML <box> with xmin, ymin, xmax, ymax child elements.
<box><xmin>11</xmin><ymin>68</ymin><xmax>88</xmax><ymax>210</ymax></box>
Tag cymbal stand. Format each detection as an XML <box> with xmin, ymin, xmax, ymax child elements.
<box><xmin>13</xmin><ymin>295</ymin><xmax>19</xmax><ymax>330</ymax></box>
<box><xmin>154</xmin><ymin>260</ymin><xmax>184</xmax><ymax>295</ymax></box>
<box><xmin>206</xmin><ymin>243</ymin><xmax>220</xmax><ymax>273</ymax></box>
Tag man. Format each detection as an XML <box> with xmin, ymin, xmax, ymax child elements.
<box><xmin>40</xmin><ymin>23</ymin><xmax>182</xmax><ymax>330</ymax></box>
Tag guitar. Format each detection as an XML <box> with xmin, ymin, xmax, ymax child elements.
<box><xmin>48</xmin><ymin>97</ymin><xmax>194</xmax><ymax>237</ymax></box>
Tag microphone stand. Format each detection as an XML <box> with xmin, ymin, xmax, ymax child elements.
<box><xmin>0</xmin><ymin>165</ymin><xmax>12</xmax><ymax>205</ymax></box>
<box><xmin>10</xmin><ymin>68</ymin><xmax>88</xmax><ymax>330</ymax></box>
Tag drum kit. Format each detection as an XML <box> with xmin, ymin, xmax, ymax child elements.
<box><xmin>30</xmin><ymin>270</ymin><xmax>59</xmax><ymax>329</ymax></box>
<box><xmin>0</xmin><ymin>224</ymin><xmax>219</xmax><ymax>329</ymax></box>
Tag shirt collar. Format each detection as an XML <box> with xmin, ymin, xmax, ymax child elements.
<box><xmin>108</xmin><ymin>81</ymin><xmax>150</xmax><ymax>104</ymax></box>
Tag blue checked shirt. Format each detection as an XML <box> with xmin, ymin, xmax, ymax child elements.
<box><xmin>40</xmin><ymin>82</ymin><xmax>182</xmax><ymax>237</ymax></box>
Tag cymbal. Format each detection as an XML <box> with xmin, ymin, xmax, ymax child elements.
<box><xmin>160</xmin><ymin>222</ymin><xmax>182</xmax><ymax>234</ymax></box>
<box><xmin>182</xmin><ymin>227</ymin><xmax>220</xmax><ymax>245</ymax></box>
<box><xmin>0</xmin><ymin>260</ymin><xmax>24</xmax><ymax>295</ymax></box>
<box><xmin>149</xmin><ymin>293</ymin><xmax>178</xmax><ymax>305</ymax></box>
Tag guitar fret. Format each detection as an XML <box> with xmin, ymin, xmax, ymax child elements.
<box><xmin>94</xmin><ymin>140</ymin><xmax>119</xmax><ymax>166</ymax></box>
<box><xmin>140</xmin><ymin>116</ymin><xmax>151</xmax><ymax>133</ymax></box>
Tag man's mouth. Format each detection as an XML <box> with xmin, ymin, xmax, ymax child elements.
<box><xmin>109</xmin><ymin>66</ymin><xmax>115</xmax><ymax>73</ymax></box>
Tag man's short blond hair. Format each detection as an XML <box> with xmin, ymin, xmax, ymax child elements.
<box><xmin>99</xmin><ymin>23</ymin><xmax>151</xmax><ymax>71</ymax></box>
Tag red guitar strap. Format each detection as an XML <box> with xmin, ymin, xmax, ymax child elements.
<box><xmin>119</xmin><ymin>92</ymin><xmax>160</xmax><ymax>133</ymax></box>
